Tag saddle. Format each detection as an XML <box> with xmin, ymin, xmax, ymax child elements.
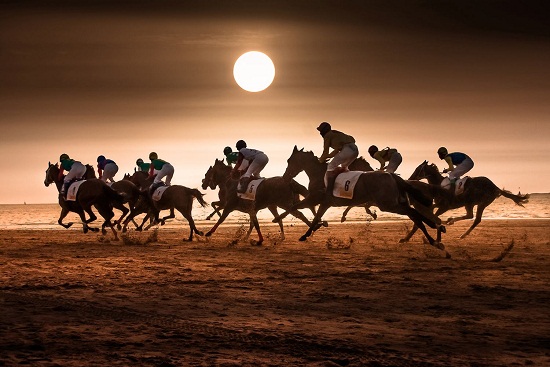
<box><xmin>441</xmin><ymin>177</ymin><xmax>469</xmax><ymax>195</ymax></box>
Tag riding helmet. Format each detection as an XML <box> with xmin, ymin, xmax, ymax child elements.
<box><xmin>236</xmin><ymin>140</ymin><xmax>247</xmax><ymax>150</ymax></box>
<box><xmin>97</xmin><ymin>155</ymin><xmax>105</xmax><ymax>163</ymax></box>
<box><xmin>59</xmin><ymin>153</ymin><xmax>69</xmax><ymax>161</ymax></box>
<box><xmin>317</xmin><ymin>122</ymin><xmax>331</xmax><ymax>136</ymax></box>
<box><xmin>437</xmin><ymin>147</ymin><xmax>448</xmax><ymax>159</ymax></box>
<box><xmin>368</xmin><ymin>145</ymin><xmax>378</xmax><ymax>157</ymax></box>
<box><xmin>136</xmin><ymin>158</ymin><xmax>144</xmax><ymax>165</ymax></box>
<box><xmin>149</xmin><ymin>152</ymin><xmax>158</xmax><ymax>160</ymax></box>
<box><xmin>223</xmin><ymin>146</ymin><xmax>232</xmax><ymax>155</ymax></box>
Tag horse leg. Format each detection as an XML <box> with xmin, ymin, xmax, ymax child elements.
<box><xmin>113</xmin><ymin>202</ymin><xmax>129</xmax><ymax>230</ymax></box>
<box><xmin>160</xmin><ymin>208</ymin><xmax>176</xmax><ymax>225</ymax></box>
<box><xmin>341</xmin><ymin>205</ymin><xmax>377</xmax><ymax>223</ymax></box>
<box><xmin>179</xmin><ymin>208</ymin><xmax>203</xmax><ymax>241</ymax></box>
<box><xmin>399</xmin><ymin>224</ymin><xmax>419</xmax><ymax>243</ymax></box>
<box><xmin>460</xmin><ymin>204</ymin><xmax>486</xmax><ymax>239</ymax></box>
<box><xmin>266</xmin><ymin>205</ymin><xmax>285</xmax><ymax>240</ymax></box>
<box><xmin>244</xmin><ymin>219</ymin><xmax>254</xmax><ymax>241</ymax></box>
<box><xmin>299</xmin><ymin>203</ymin><xmax>331</xmax><ymax>241</ymax></box>
<box><xmin>249</xmin><ymin>212</ymin><xmax>263</xmax><ymax>246</ymax></box>
<box><xmin>447</xmin><ymin>204</ymin><xmax>474</xmax><ymax>225</ymax></box>
<box><xmin>206</xmin><ymin>201</ymin><xmax>223</xmax><ymax>220</ymax></box>
<box><xmin>205</xmin><ymin>201</ymin><xmax>237</xmax><ymax>237</ymax></box>
<box><xmin>57</xmin><ymin>207</ymin><xmax>74</xmax><ymax>229</ymax></box>
<box><xmin>273</xmin><ymin>193</ymin><xmax>322</xmax><ymax>223</ymax></box>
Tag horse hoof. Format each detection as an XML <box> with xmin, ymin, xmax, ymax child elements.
<box><xmin>399</xmin><ymin>238</ymin><xmax>408</xmax><ymax>243</ymax></box>
<box><xmin>440</xmin><ymin>225</ymin><xmax>447</xmax><ymax>233</ymax></box>
<box><xmin>322</xmin><ymin>221</ymin><xmax>328</xmax><ymax>227</ymax></box>
<box><xmin>196</xmin><ymin>231</ymin><xmax>204</xmax><ymax>236</ymax></box>
<box><xmin>205</xmin><ymin>232</ymin><xmax>212</xmax><ymax>237</ymax></box>
<box><xmin>102</xmin><ymin>229</ymin><xmax>107</xmax><ymax>235</ymax></box>
<box><xmin>444</xmin><ymin>251</ymin><xmax>452</xmax><ymax>259</ymax></box>
<box><xmin>340</xmin><ymin>217</ymin><xmax>346</xmax><ymax>223</ymax></box>
<box><xmin>299</xmin><ymin>235</ymin><xmax>307</xmax><ymax>242</ymax></box>
<box><xmin>434</xmin><ymin>242</ymin><xmax>445</xmax><ymax>251</ymax></box>
<box><xmin>117</xmin><ymin>224</ymin><xmax>122</xmax><ymax>230</ymax></box>
<box><xmin>83</xmin><ymin>227</ymin><xmax>88</xmax><ymax>234</ymax></box>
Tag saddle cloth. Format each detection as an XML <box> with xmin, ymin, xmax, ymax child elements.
<box><xmin>333</xmin><ymin>171</ymin><xmax>363</xmax><ymax>199</ymax></box>
<box><xmin>441</xmin><ymin>177</ymin><xmax>469</xmax><ymax>195</ymax></box>
<box><xmin>66</xmin><ymin>180</ymin><xmax>86</xmax><ymax>201</ymax></box>
<box><xmin>152</xmin><ymin>185</ymin><xmax>170</xmax><ymax>201</ymax></box>
<box><xmin>237</xmin><ymin>178</ymin><xmax>265</xmax><ymax>200</ymax></box>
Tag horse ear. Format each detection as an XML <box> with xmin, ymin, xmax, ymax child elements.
<box><xmin>423</xmin><ymin>160</ymin><xmax>427</xmax><ymax>164</ymax></box>
<box><xmin>293</xmin><ymin>145</ymin><xmax>298</xmax><ymax>152</ymax></box>
<box><xmin>300</xmin><ymin>148</ymin><xmax>304</xmax><ymax>152</ymax></box>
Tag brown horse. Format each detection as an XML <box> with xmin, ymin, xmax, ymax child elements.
<box><xmin>273</xmin><ymin>147</ymin><xmax>446</xmax><ymax>249</ymax></box>
<box><xmin>203</xmin><ymin>158</ymin><xmax>321</xmax><ymax>245</ymax></box>
<box><xmin>404</xmin><ymin>160</ymin><xmax>530</xmax><ymax>239</ymax></box>
<box><xmin>201</xmin><ymin>163</ymin><xmax>229</xmax><ymax>220</ymax></box>
<box><xmin>123</xmin><ymin>172</ymin><xmax>207</xmax><ymax>241</ymax></box>
<box><xmin>44</xmin><ymin>163</ymin><xmax>125</xmax><ymax>240</ymax></box>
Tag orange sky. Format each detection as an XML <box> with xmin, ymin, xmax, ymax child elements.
<box><xmin>1</xmin><ymin>1</ymin><xmax>549</xmax><ymax>204</ymax></box>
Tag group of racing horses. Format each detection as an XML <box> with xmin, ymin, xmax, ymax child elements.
<box><xmin>44</xmin><ymin>146</ymin><xmax>529</xmax><ymax>252</ymax></box>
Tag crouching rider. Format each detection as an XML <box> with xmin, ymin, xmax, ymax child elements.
<box><xmin>58</xmin><ymin>153</ymin><xmax>86</xmax><ymax>198</ymax></box>
<box><xmin>317</xmin><ymin>122</ymin><xmax>359</xmax><ymax>197</ymax></box>
<box><xmin>232</xmin><ymin>140</ymin><xmax>269</xmax><ymax>193</ymax></box>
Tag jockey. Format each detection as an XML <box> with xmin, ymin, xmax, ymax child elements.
<box><xmin>135</xmin><ymin>158</ymin><xmax>151</xmax><ymax>172</ymax></box>
<box><xmin>368</xmin><ymin>145</ymin><xmax>403</xmax><ymax>173</ymax></box>
<box><xmin>317</xmin><ymin>122</ymin><xmax>359</xmax><ymax>196</ymax></box>
<box><xmin>437</xmin><ymin>147</ymin><xmax>474</xmax><ymax>191</ymax></box>
<box><xmin>58</xmin><ymin>153</ymin><xmax>86</xmax><ymax>197</ymax></box>
<box><xmin>148</xmin><ymin>152</ymin><xmax>174</xmax><ymax>189</ymax></box>
<box><xmin>223</xmin><ymin>146</ymin><xmax>239</xmax><ymax>167</ymax></box>
<box><xmin>232</xmin><ymin>140</ymin><xmax>269</xmax><ymax>193</ymax></box>
<box><xmin>97</xmin><ymin>155</ymin><xmax>118</xmax><ymax>183</ymax></box>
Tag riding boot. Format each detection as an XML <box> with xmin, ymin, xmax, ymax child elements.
<box><xmin>237</xmin><ymin>177</ymin><xmax>251</xmax><ymax>193</ymax></box>
<box><xmin>60</xmin><ymin>181</ymin><xmax>71</xmax><ymax>199</ymax></box>
<box><xmin>149</xmin><ymin>182</ymin><xmax>163</xmax><ymax>196</ymax></box>
<box><xmin>324</xmin><ymin>172</ymin><xmax>337</xmax><ymax>198</ymax></box>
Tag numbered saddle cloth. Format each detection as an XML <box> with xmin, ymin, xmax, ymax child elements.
<box><xmin>152</xmin><ymin>185</ymin><xmax>170</xmax><ymax>201</ymax></box>
<box><xmin>441</xmin><ymin>177</ymin><xmax>469</xmax><ymax>195</ymax></box>
<box><xmin>333</xmin><ymin>171</ymin><xmax>363</xmax><ymax>199</ymax></box>
<box><xmin>237</xmin><ymin>178</ymin><xmax>265</xmax><ymax>200</ymax></box>
<box><xmin>66</xmin><ymin>180</ymin><xmax>86</xmax><ymax>201</ymax></box>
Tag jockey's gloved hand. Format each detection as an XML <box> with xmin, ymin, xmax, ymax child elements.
<box><xmin>442</xmin><ymin>169</ymin><xmax>448</xmax><ymax>173</ymax></box>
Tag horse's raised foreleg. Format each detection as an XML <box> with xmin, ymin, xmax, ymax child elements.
<box><xmin>459</xmin><ymin>204</ymin><xmax>486</xmax><ymax>239</ymax></box>
<box><xmin>206</xmin><ymin>201</ymin><xmax>223</xmax><ymax>220</ymax></box>
<box><xmin>447</xmin><ymin>205</ymin><xmax>474</xmax><ymax>226</ymax></box>
<box><xmin>341</xmin><ymin>205</ymin><xmax>377</xmax><ymax>223</ymax></box>
<box><xmin>299</xmin><ymin>203</ymin><xmax>331</xmax><ymax>241</ymax></box>
<box><xmin>57</xmin><ymin>207</ymin><xmax>74</xmax><ymax>229</ymax></box>
<box><xmin>205</xmin><ymin>201</ymin><xmax>237</xmax><ymax>237</ymax></box>
<box><xmin>159</xmin><ymin>208</ymin><xmax>176</xmax><ymax>225</ymax></box>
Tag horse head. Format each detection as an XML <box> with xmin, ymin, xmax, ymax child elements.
<box><xmin>123</xmin><ymin>173</ymin><xmax>131</xmax><ymax>181</ymax></box>
<box><xmin>283</xmin><ymin>146</ymin><xmax>317</xmax><ymax>180</ymax></box>
<box><xmin>409</xmin><ymin>160</ymin><xmax>429</xmax><ymax>180</ymax></box>
<box><xmin>202</xmin><ymin>165</ymin><xmax>216</xmax><ymax>190</ymax></box>
<box><xmin>44</xmin><ymin>162</ymin><xmax>60</xmax><ymax>187</ymax></box>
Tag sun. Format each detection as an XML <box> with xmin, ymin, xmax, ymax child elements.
<box><xmin>233</xmin><ymin>51</ymin><xmax>275</xmax><ymax>92</ymax></box>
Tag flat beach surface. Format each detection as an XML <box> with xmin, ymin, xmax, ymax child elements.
<box><xmin>1</xmin><ymin>219</ymin><xmax>549</xmax><ymax>366</ymax></box>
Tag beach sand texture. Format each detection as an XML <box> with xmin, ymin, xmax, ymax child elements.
<box><xmin>1</xmin><ymin>219</ymin><xmax>549</xmax><ymax>366</ymax></box>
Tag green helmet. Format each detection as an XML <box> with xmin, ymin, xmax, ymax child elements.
<box><xmin>136</xmin><ymin>158</ymin><xmax>144</xmax><ymax>165</ymax></box>
<box><xmin>223</xmin><ymin>146</ymin><xmax>232</xmax><ymax>155</ymax></box>
<box><xmin>59</xmin><ymin>153</ymin><xmax>69</xmax><ymax>161</ymax></box>
<box><xmin>149</xmin><ymin>152</ymin><xmax>158</xmax><ymax>160</ymax></box>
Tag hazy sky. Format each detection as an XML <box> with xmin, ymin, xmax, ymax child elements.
<box><xmin>1</xmin><ymin>0</ymin><xmax>549</xmax><ymax>204</ymax></box>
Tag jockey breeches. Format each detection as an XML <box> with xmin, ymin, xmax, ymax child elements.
<box><xmin>243</xmin><ymin>153</ymin><xmax>269</xmax><ymax>178</ymax></box>
<box><xmin>154</xmin><ymin>163</ymin><xmax>174</xmax><ymax>185</ymax></box>
<box><xmin>386</xmin><ymin>152</ymin><xmax>403</xmax><ymax>173</ymax></box>
<box><xmin>327</xmin><ymin>143</ymin><xmax>359</xmax><ymax>171</ymax></box>
<box><xmin>64</xmin><ymin>161</ymin><xmax>86</xmax><ymax>183</ymax></box>
<box><xmin>449</xmin><ymin>157</ymin><xmax>474</xmax><ymax>180</ymax></box>
<box><xmin>101</xmin><ymin>163</ymin><xmax>118</xmax><ymax>183</ymax></box>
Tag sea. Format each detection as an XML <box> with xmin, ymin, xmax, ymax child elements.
<box><xmin>1</xmin><ymin>193</ymin><xmax>549</xmax><ymax>231</ymax></box>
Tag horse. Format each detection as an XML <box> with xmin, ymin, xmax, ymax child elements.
<box><xmin>203</xmin><ymin>158</ymin><xmax>321</xmax><ymax>245</ymax></box>
<box><xmin>110</xmin><ymin>179</ymin><xmax>141</xmax><ymax>230</ymax></box>
<box><xmin>272</xmin><ymin>146</ymin><xmax>446</xmax><ymax>249</ymax></box>
<box><xmin>44</xmin><ymin>163</ymin><xmax>125</xmax><ymax>240</ymax></box>
<box><xmin>404</xmin><ymin>160</ymin><xmax>529</xmax><ymax>239</ymax></box>
<box><xmin>122</xmin><ymin>172</ymin><xmax>206</xmax><ymax>240</ymax></box>
<box><xmin>201</xmin><ymin>163</ymin><xmax>229</xmax><ymax>220</ymax></box>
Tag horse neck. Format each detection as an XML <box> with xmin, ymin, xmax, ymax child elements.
<box><xmin>425</xmin><ymin>168</ymin><xmax>444</xmax><ymax>185</ymax></box>
<box><xmin>214</xmin><ymin>165</ymin><xmax>231</xmax><ymax>186</ymax></box>
<box><xmin>298</xmin><ymin>156</ymin><xmax>326</xmax><ymax>189</ymax></box>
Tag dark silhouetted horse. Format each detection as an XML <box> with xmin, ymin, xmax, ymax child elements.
<box><xmin>404</xmin><ymin>161</ymin><xmax>529</xmax><ymax>240</ymax></box>
<box><xmin>203</xmin><ymin>158</ymin><xmax>320</xmax><ymax>245</ymax></box>
<box><xmin>44</xmin><ymin>163</ymin><xmax>125</xmax><ymax>240</ymax></box>
<box><xmin>272</xmin><ymin>147</ymin><xmax>446</xmax><ymax>250</ymax></box>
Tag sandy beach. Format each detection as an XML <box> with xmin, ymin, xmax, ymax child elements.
<box><xmin>1</xmin><ymin>219</ymin><xmax>549</xmax><ymax>366</ymax></box>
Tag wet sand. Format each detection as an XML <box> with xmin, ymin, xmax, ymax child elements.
<box><xmin>1</xmin><ymin>219</ymin><xmax>549</xmax><ymax>366</ymax></box>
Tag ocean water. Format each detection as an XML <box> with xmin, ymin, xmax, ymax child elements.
<box><xmin>1</xmin><ymin>193</ymin><xmax>548</xmax><ymax>231</ymax></box>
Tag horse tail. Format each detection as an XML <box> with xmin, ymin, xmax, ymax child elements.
<box><xmin>103</xmin><ymin>185</ymin><xmax>125</xmax><ymax>205</ymax></box>
<box><xmin>500</xmin><ymin>189</ymin><xmax>529</xmax><ymax>207</ymax></box>
<box><xmin>289</xmin><ymin>179</ymin><xmax>309</xmax><ymax>197</ymax></box>
<box><xmin>189</xmin><ymin>188</ymin><xmax>208</xmax><ymax>208</ymax></box>
<box><xmin>392</xmin><ymin>174</ymin><xmax>432</xmax><ymax>207</ymax></box>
